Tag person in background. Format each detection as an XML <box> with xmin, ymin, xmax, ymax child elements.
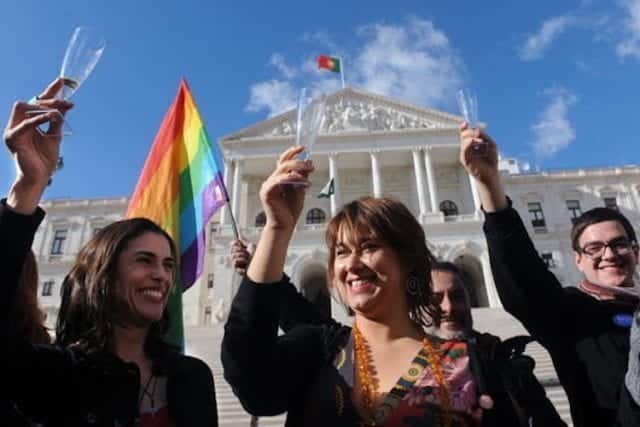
<box><xmin>459</xmin><ymin>123</ymin><xmax>639</xmax><ymax>427</ymax></box>
<box><xmin>429</xmin><ymin>261</ymin><xmax>567</xmax><ymax>427</ymax></box>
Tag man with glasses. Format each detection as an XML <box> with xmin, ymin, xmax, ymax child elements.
<box><xmin>459</xmin><ymin>124</ymin><xmax>639</xmax><ymax>427</ymax></box>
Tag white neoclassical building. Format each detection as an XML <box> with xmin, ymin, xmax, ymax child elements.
<box><xmin>33</xmin><ymin>88</ymin><xmax>640</xmax><ymax>329</ymax></box>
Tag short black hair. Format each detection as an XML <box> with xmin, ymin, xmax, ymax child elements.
<box><xmin>570</xmin><ymin>207</ymin><xmax>637</xmax><ymax>252</ymax></box>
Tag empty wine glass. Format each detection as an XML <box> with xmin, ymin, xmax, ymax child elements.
<box><xmin>281</xmin><ymin>88</ymin><xmax>326</xmax><ymax>186</ymax></box>
<box><xmin>295</xmin><ymin>87</ymin><xmax>327</xmax><ymax>161</ymax></box>
<box><xmin>456</xmin><ymin>88</ymin><xmax>486</xmax><ymax>155</ymax></box>
<box><xmin>28</xmin><ymin>26</ymin><xmax>106</xmax><ymax>136</ymax></box>
<box><xmin>59</xmin><ymin>26</ymin><xmax>106</xmax><ymax>100</ymax></box>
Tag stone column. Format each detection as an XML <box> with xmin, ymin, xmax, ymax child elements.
<box><xmin>231</xmin><ymin>159</ymin><xmax>243</xmax><ymax>227</ymax></box>
<box><xmin>628</xmin><ymin>183</ymin><xmax>640</xmax><ymax>212</ymax></box>
<box><xmin>481</xmin><ymin>255</ymin><xmax>502</xmax><ymax>308</ymax></box>
<box><xmin>411</xmin><ymin>149</ymin><xmax>427</xmax><ymax>218</ymax></box>
<box><xmin>370</xmin><ymin>151</ymin><xmax>382</xmax><ymax>198</ymax></box>
<box><xmin>220</xmin><ymin>159</ymin><xmax>233</xmax><ymax>225</ymax></box>
<box><xmin>329</xmin><ymin>153</ymin><xmax>341</xmax><ymax>216</ymax></box>
<box><xmin>423</xmin><ymin>147</ymin><xmax>438</xmax><ymax>213</ymax></box>
<box><xmin>469</xmin><ymin>174</ymin><xmax>481</xmax><ymax>213</ymax></box>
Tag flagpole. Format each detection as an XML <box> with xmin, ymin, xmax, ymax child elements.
<box><xmin>219</xmin><ymin>174</ymin><xmax>241</xmax><ymax>241</ymax></box>
<box><xmin>225</xmin><ymin>198</ymin><xmax>241</xmax><ymax>241</ymax></box>
<box><xmin>338</xmin><ymin>56</ymin><xmax>345</xmax><ymax>89</ymax></box>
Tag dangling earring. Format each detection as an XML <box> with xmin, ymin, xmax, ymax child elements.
<box><xmin>406</xmin><ymin>273</ymin><xmax>422</xmax><ymax>296</ymax></box>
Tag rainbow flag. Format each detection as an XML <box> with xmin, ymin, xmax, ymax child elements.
<box><xmin>126</xmin><ymin>79</ymin><xmax>228</xmax><ymax>347</ymax></box>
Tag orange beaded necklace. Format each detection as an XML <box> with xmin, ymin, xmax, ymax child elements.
<box><xmin>352</xmin><ymin>325</ymin><xmax>452</xmax><ymax>427</ymax></box>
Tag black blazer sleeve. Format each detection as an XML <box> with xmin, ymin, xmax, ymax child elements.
<box><xmin>168</xmin><ymin>355</ymin><xmax>218</xmax><ymax>426</ymax></box>
<box><xmin>278</xmin><ymin>276</ymin><xmax>337</xmax><ymax>332</ymax></box>
<box><xmin>0</xmin><ymin>200</ymin><xmax>85</xmax><ymax>421</ymax></box>
<box><xmin>221</xmin><ymin>275</ymin><xmax>327</xmax><ymax>416</ymax></box>
<box><xmin>0</xmin><ymin>198</ymin><xmax>45</xmax><ymax>339</ymax></box>
<box><xmin>483</xmin><ymin>203</ymin><xmax>568</xmax><ymax>345</ymax></box>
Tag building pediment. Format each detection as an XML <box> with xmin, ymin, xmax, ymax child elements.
<box><xmin>222</xmin><ymin>88</ymin><xmax>462</xmax><ymax>142</ymax></box>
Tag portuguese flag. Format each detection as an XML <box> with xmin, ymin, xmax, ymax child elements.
<box><xmin>317</xmin><ymin>55</ymin><xmax>341</xmax><ymax>73</ymax></box>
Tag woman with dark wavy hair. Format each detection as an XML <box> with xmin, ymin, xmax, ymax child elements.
<box><xmin>55</xmin><ymin>218</ymin><xmax>174</xmax><ymax>355</ymax></box>
<box><xmin>223</xmin><ymin>145</ymin><xmax>487</xmax><ymax>427</ymax></box>
<box><xmin>1</xmin><ymin>80</ymin><xmax>218</xmax><ymax>426</ymax></box>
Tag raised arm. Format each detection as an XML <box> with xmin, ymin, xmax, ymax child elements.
<box><xmin>222</xmin><ymin>146</ymin><xmax>331</xmax><ymax>415</ymax></box>
<box><xmin>231</xmin><ymin>238</ymin><xmax>334</xmax><ymax>330</ymax></box>
<box><xmin>1</xmin><ymin>78</ymin><xmax>72</xmax><ymax>332</ymax></box>
<box><xmin>459</xmin><ymin>124</ymin><xmax>566</xmax><ymax>342</ymax></box>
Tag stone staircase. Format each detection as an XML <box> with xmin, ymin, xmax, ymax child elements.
<box><xmin>526</xmin><ymin>341</ymin><xmax>572</xmax><ymax>425</ymax></box>
<box><xmin>185</xmin><ymin>307</ymin><xmax>573</xmax><ymax>426</ymax></box>
<box><xmin>211</xmin><ymin>359</ymin><xmax>287</xmax><ymax>426</ymax></box>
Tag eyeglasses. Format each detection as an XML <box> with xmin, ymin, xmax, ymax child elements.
<box><xmin>579</xmin><ymin>238</ymin><xmax>637</xmax><ymax>258</ymax></box>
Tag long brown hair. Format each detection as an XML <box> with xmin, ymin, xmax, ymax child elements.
<box><xmin>325</xmin><ymin>196</ymin><xmax>438</xmax><ymax>328</ymax></box>
<box><xmin>14</xmin><ymin>251</ymin><xmax>50</xmax><ymax>344</ymax></box>
<box><xmin>55</xmin><ymin>218</ymin><xmax>177</xmax><ymax>355</ymax></box>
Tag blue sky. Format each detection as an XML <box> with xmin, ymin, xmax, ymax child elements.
<box><xmin>1</xmin><ymin>0</ymin><xmax>639</xmax><ymax>200</ymax></box>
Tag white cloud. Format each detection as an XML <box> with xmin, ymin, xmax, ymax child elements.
<box><xmin>519</xmin><ymin>15</ymin><xmax>576</xmax><ymax>61</ymax></box>
<box><xmin>354</xmin><ymin>18</ymin><xmax>462</xmax><ymax>107</ymax></box>
<box><xmin>245</xmin><ymin>80</ymin><xmax>297</xmax><ymax>117</ymax></box>
<box><xmin>245</xmin><ymin>17</ymin><xmax>464</xmax><ymax>116</ymax></box>
<box><xmin>270</xmin><ymin>54</ymin><xmax>297</xmax><ymax>79</ymax></box>
<box><xmin>616</xmin><ymin>0</ymin><xmax>640</xmax><ymax>59</ymax></box>
<box><xmin>531</xmin><ymin>88</ymin><xmax>578</xmax><ymax>157</ymax></box>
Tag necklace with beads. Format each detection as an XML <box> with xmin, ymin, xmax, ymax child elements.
<box><xmin>352</xmin><ymin>325</ymin><xmax>452</xmax><ymax>427</ymax></box>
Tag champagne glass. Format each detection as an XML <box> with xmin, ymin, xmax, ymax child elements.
<box><xmin>296</xmin><ymin>87</ymin><xmax>327</xmax><ymax>160</ymax></box>
<box><xmin>29</xmin><ymin>26</ymin><xmax>106</xmax><ymax>136</ymax></box>
<box><xmin>59</xmin><ymin>26</ymin><xmax>106</xmax><ymax>100</ymax></box>
<box><xmin>456</xmin><ymin>88</ymin><xmax>486</xmax><ymax>155</ymax></box>
<box><xmin>281</xmin><ymin>88</ymin><xmax>326</xmax><ymax>186</ymax></box>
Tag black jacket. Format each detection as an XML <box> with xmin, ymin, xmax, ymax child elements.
<box><xmin>470</xmin><ymin>332</ymin><xmax>567</xmax><ymax>427</ymax></box>
<box><xmin>484</xmin><ymin>203</ymin><xmax>639</xmax><ymax>427</ymax></box>
<box><xmin>0</xmin><ymin>200</ymin><xmax>218</xmax><ymax>426</ymax></box>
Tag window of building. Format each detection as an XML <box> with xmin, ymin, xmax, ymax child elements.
<box><xmin>50</xmin><ymin>229</ymin><xmax>68</xmax><ymax>255</ymax></box>
<box><xmin>255</xmin><ymin>212</ymin><xmax>266</xmax><ymax>227</ymax></box>
<box><xmin>527</xmin><ymin>202</ymin><xmax>546</xmax><ymax>229</ymax></box>
<box><xmin>604</xmin><ymin>197</ymin><xmax>618</xmax><ymax>211</ymax></box>
<box><xmin>204</xmin><ymin>306</ymin><xmax>212</xmax><ymax>324</ymax></box>
<box><xmin>207</xmin><ymin>273</ymin><xmax>214</xmax><ymax>289</ymax></box>
<box><xmin>566</xmin><ymin>200</ymin><xmax>582</xmax><ymax>224</ymax></box>
<box><xmin>306</xmin><ymin>208</ymin><xmax>326</xmax><ymax>225</ymax></box>
<box><xmin>42</xmin><ymin>280</ymin><xmax>55</xmax><ymax>297</ymax></box>
<box><xmin>439</xmin><ymin>200</ymin><xmax>459</xmax><ymax>217</ymax></box>
<box><xmin>541</xmin><ymin>253</ymin><xmax>556</xmax><ymax>269</ymax></box>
